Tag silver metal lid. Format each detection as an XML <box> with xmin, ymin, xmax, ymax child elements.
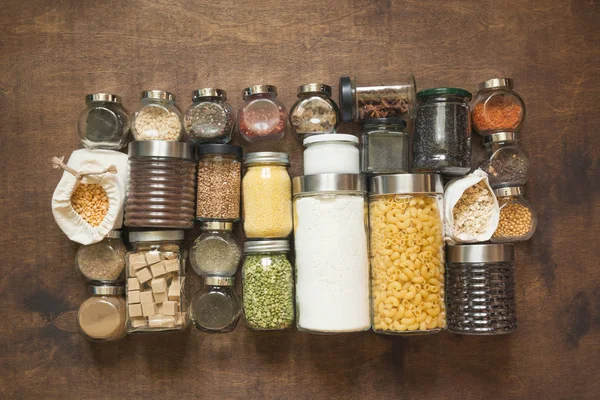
<box><xmin>293</xmin><ymin>174</ymin><xmax>366</xmax><ymax>195</ymax></box>
<box><xmin>89</xmin><ymin>285</ymin><xmax>125</xmax><ymax>295</ymax></box>
<box><xmin>243</xmin><ymin>85</ymin><xmax>277</xmax><ymax>99</ymax></box>
<box><xmin>192</xmin><ymin>88</ymin><xmax>226</xmax><ymax>100</ymax></box>
<box><xmin>447</xmin><ymin>244</ymin><xmax>514</xmax><ymax>263</ymax></box>
<box><xmin>244</xmin><ymin>240</ymin><xmax>290</xmax><ymax>253</ymax></box>
<box><xmin>201</xmin><ymin>221</ymin><xmax>233</xmax><ymax>231</ymax></box>
<box><xmin>297</xmin><ymin>83</ymin><xmax>332</xmax><ymax>96</ymax></box>
<box><xmin>106</xmin><ymin>230</ymin><xmax>122</xmax><ymax>239</ymax></box>
<box><xmin>142</xmin><ymin>90</ymin><xmax>176</xmax><ymax>102</ymax></box>
<box><xmin>494</xmin><ymin>186</ymin><xmax>523</xmax><ymax>197</ymax></box>
<box><xmin>477</xmin><ymin>78</ymin><xmax>514</xmax><ymax>92</ymax></box>
<box><xmin>303</xmin><ymin>133</ymin><xmax>359</xmax><ymax>146</ymax></box>
<box><xmin>204</xmin><ymin>276</ymin><xmax>235</xmax><ymax>286</ymax></box>
<box><xmin>369</xmin><ymin>174</ymin><xmax>444</xmax><ymax>195</ymax></box>
<box><xmin>85</xmin><ymin>93</ymin><xmax>121</xmax><ymax>103</ymax></box>
<box><xmin>128</xmin><ymin>141</ymin><xmax>194</xmax><ymax>160</ymax></box>
<box><xmin>129</xmin><ymin>230</ymin><xmax>185</xmax><ymax>243</ymax></box>
<box><xmin>484</xmin><ymin>131</ymin><xmax>517</xmax><ymax>144</ymax></box>
<box><xmin>244</xmin><ymin>152</ymin><xmax>289</xmax><ymax>166</ymax></box>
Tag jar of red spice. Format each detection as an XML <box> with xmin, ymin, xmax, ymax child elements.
<box><xmin>472</xmin><ymin>78</ymin><xmax>525</xmax><ymax>135</ymax></box>
<box><xmin>238</xmin><ymin>85</ymin><xmax>287</xmax><ymax>142</ymax></box>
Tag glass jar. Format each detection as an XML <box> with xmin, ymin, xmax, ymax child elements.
<box><xmin>238</xmin><ymin>85</ymin><xmax>287</xmax><ymax>142</ymax></box>
<box><xmin>293</xmin><ymin>174</ymin><xmax>370</xmax><ymax>333</ymax></box>
<box><xmin>190</xmin><ymin>276</ymin><xmax>241</xmax><ymax>333</ymax></box>
<box><xmin>196</xmin><ymin>144</ymin><xmax>242</xmax><ymax>221</ymax></box>
<box><xmin>289</xmin><ymin>83</ymin><xmax>340</xmax><ymax>137</ymax></box>
<box><xmin>77</xmin><ymin>93</ymin><xmax>130</xmax><ymax>150</ymax></box>
<box><xmin>125</xmin><ymin>141</ymin><xmax>196</xmax><ymax>229</ymax></box>
<box><xmin>242</xmin><ymin>152</ymin><xmax>293</xmax><ymax>238</ymax></box>
<box><xmin>190</xmin><ymin>222</ymin><xmax>242</xmax><ymax>277</ymax></box>
<box><xmin>368</xmin><ymin>174</ymin><xmax>446</xmax><ymax>335</ymax></box>
<box><xmin>478</xmin><ymin>131</ymin><xmax>530</xmax><ymax>188</ymax></box>
<box><xmin>131</xmin><ymin>90</ymin><xmax>183</xmax><ymax>141</ymax></box>
<box><xmin>303</xmin><ymin>134</ymin><xmax>359</xmax><ymax>175</ymax></box>
<box><xmin>242</xmin><ymin>240</ymin><xmax>294</xmax><ymax>331</ymax></box>
<box><xmin>339</xmin><ymin>75</ymin><xmax>416</xmax><ymax>122</ymax></box>
<box><xmin>446</xmin><ymin>244</ymin><xmax>517</xmax><ymax>335</ymax></box>
<box><xmin>77</xmin><ymin>285</ymin><xmax>127</xmax><ymax>341</ymax></box>
<box><xmin>75</xmin><ymin>230</ymin><xmax>126</xmax><ymax>283</ymax></box>
<box><xmin>125</xmin><ymin>231</ymin><xmax>188</xmax><ymax>333</ymax></box>
<box><xmin>361</xmin><ymin>118</ymin><xmax>409</xmax><ymax>175</ymax></box>
<box><xmin>491</xmin><ymin>186</ymin><xmax>537</xmax><ymax>242</ymax></box>
<box><xmin>184</xmin><ymin>88</ymin><xmax>235</xmax><ymax>145</ymax></box>
<box><xmin>472</xmin><ymin>78</ymin><xmax>525</xmax><ymax>135</ymax></box>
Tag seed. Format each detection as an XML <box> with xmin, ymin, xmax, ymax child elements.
<box><xmin>71</xmin><ymin>184</ymin><xmax>109</xmax><ymax>227</ymax></box>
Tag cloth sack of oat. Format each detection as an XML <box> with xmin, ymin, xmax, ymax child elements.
<box><xmin>444</xmin><ymin>169</ymin><xmax>500</xmax><ymax>243</ymax></box>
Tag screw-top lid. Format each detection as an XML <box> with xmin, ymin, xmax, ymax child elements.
<box><xmin>128</xmin><ymin>141</ymin><xmax>194</xmax><ymax>160</ymax></box>
<box><xmin>447</xmin><ymin>244</ymin><xmax>514</xmax><ymax>263</ymax></box>
<box><xmin>142</xmin><ymin>90</ymin><xmax>176</xmax><ymax>102</ymax></box>
<box><xmin>201</xmin><ymin>221</ymin><xmax>233</xmax><ymax>231</ymax></box>
<box><xmin>85</xmin><ymin>93</ymin><xmax>121</xmax><ymax>104</ymax></box>
<box><xmin>369</xmin><ymin>174</ymin><xmax>444</xmax><ymax>195</ymax></box>
<box><xmin>197</xmin><ymin>143</ymin><xmax>243</xmax><ymax>159</ymax></box>
<box><xmin>244</xmin><ymin>152</ymin><xmax>289</xmax><ymax>166</ymax></box>
<box><xmin>297</xmin><ymin>83</ymin><xmax>332</xmax><ymax>97</ymax></box>
<box><xmin>494</xmin><ymin>186</ymin><xmax>523</xmax><ymax>197</ymax></box>
<box><xmin>362</xmin><ymin>117</ymin><xmax>407</xmax><ymax>129</ymax></box>
<box><xmin>89</xmin><ymin>285</ymin><xmax>125</xmax><ymax>295</ymax></box>
<box><xmin>244</xmin><ymin>240</ymin><xmax>290</xmax><ymax>253</ymax></box>
<box><xmin>106</xmin><ymin>230</ymin><xmax>122</xmax><ymax>239</ymax></box>
<box><xmin>242</xmin><ymin>85</ymin><xmax>277</xmax><ymax>99</ymax></box>
<box><xmin>192</xmin><ymin>88</ymin><xmax>227</xmax><ymax>101</ymax></box>
<box><xmin>484</xmin><ymin>131</ymin><xmax>517</xmax><ymax>145</ymax></box>
<box><xmin>204</xmin><ymin>276</ymin><xmax>235</xmax><ymax>286</ymax></box>
<box><xmin>129</xmin><ymin>230</ymin><xmax>185</xmax><ymax>243</ymax></box>
<box><xmin>339</xmin><ymin>76</ymin><xmax>355</xmax><ymax>122</ymax></box>
<box><xmin>417</xmin><ymin>87</ymin><xmax>472</xmax><ymax>100</ymax></box>
<box><xmin>293</xmin><ymin>174</ymin><xmax>366</xmax><ymax>195</ymax></box>
<box><xmin>302</xmin><ymin>133</ymin><xmax>359</xmax><ymax>147</ymax></box>
<box><xmin>477</xmin><ymin>78</ymin><xmax>514</xmax><ymax>92</ymax></box>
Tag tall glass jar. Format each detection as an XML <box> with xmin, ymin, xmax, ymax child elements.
<box><xmin>190</xmin><ymin>222</ymin><xmax>242</xmax><ymax>277</ymax></box>
<box><xmin>131</xmin><ymin>90</ymin><xmax>183</xmax><ymax>141</ymax></box>
<box><xmin>125</xmin><ymin>231</ymin><xmax>188</xmax><ymax>333</ymax></box>
<box><xmin>289</xmin><ymin>83</ymin><xmax>339</xmax><ymax>137</ymax></box>
<box><xmin>77</xmin><ymin>284</ymin><xmax>127</xmax><ymax>341</ymax></box>
<box><xmin>491</xmin><ymin>186</ymin><xmax>537</xmax><ymax>242</ymax></box>
<box><xmin>77</xmin><ymin>93</ymin><xmax>130</xmax><ymax>150</ymax></box>
<box><xmin>303</xmin><ymin>134</ymin><xmax>359</xmax><ymax>175</ymax></box>
<box><xmin>412</xmin><ymin>88</ymin><xmax>472</xmax><ymax>175</ymax></box>
<box><xmin>293</xmin><ymin>174</ymin><xmax>370</xmax><ymax>333</ymax></box>
<box><xmin>242</xmin><ymin>152</ymin><xmax>293</xmax><ymax>238</ymax></box>
<box><xmin>75</xmin><ymin>230</ymin><xmax>126</xmax><ymax>283</ymax></box>
<box><xmin>361</xmin><ymin>118</ymin><xmax>409</xmax><ymax>175</ymax></box>
<box><xmin>238</xmin><ymin>85</ymin><xmax>287</xmax><ymax>142</ymax></box>
<box><xmin>184</xmin><ymin>88</ymin><xmax>235</xmax><ymax>145</ymax></box>
<box><xmin>242</xmin><ymin>240</ymin><xmax>294</xmax><ymax>331</ymax></box>
<box><xmin>472</xmin><ymin>78</ymin><xmax>525</xmax><ymax>135</ymax></box>
<box><xmin>125</xmin><ymin>141</ymin><xmax>196</xmax><ymax>229</ymax></box>
<box><xmin>190</xmin><ymin>276</ymin><xmax>241</xmax><ymax>333</ymax></box>
<box><xmin>478</xmin><ymin>131</ymin><xmax>530</xmax><ymax>188</ymax></box>
<box><xmin>368</xmin><ymin>174</ymin><xmax>446</xmax><ymax>335</ymax></box>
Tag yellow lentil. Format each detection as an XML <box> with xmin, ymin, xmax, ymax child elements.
<box><xmin>71</xmin><ymin>183</ymin><xmax>109</xmax><ymax>227</ymax></box>
<box><xmin>493</xmin><ymin>200</ymin><xmax>532</xmax><ymax>238</ymax></box>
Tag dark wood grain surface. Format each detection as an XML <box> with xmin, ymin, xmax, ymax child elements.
<box><xmin>1</xmin><ymin>0</ymin><xmax>599</xmax><ymax>399</ymax></box>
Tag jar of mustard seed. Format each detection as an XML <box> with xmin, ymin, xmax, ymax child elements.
<box><xmin>77</xmin><ymin>93</ymin><xmax>130</xmax><ymax>150</ymax></box>
<box><xmin>131</xmin><ymin>90</ymin><xmax>183</xmax><ymax>141</ymax></box>
<box><xmin>472</xmin><ymin>78</ymin><xmax>525</xmax><ymax>136</ymax></box>
<box><xmin>491</xmin><ymin>186</ymin><xmax>537</xmax><ymax>242</ymax></box>
<box><xmin>289</xmin><ymin>83</ymin><xmax>340</xmax><ymax>138</ymax></box>
<box><xmin>184</xmin><ymin>88</ymin><xmax>235</xmax><ymax>145</ymax></box>
<box><xmin>77</xmin><ymin>284</ymin><xmax>127</xmax><ymax>341</ymax></box>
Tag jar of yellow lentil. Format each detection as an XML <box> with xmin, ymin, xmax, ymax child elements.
<box><xmin>368</xmin><ymin>174</ymin><xmax>446</xmax><ymax>335</ymax></box>
<box><xmin>242</xmin><ymin>152</ymin><xmax>293</xmax><ymax>238</ymax></box>
<box><xmin>491</xmin><ymin>186</ymin><xmax>537</xmax><ymax>242</ymax></box>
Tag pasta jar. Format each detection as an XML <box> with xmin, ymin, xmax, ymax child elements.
<box><xmin>293</xmin><ymin>174</ymin><xmax>370</xmax><ymax>333</ymax></box>
<box><xmin>131</xmin><ymin>90</ymin><xmax>183</xmax><ymax>141</ymax></box>
<box><xmin>242</xmin><ymin>152</ymin><xmax>293</xmax><ymax>238</ymax></box>
<box><xmin>75</xmin><ymin>230</ymin><xmax>127</xmax><ymax>283</ymax></box>
<box><xmin>361</xmin><ymin>118</ymin><xmax>409</xmax><ymax>175</ymax></box>
<box><xmin>184</xmin><ymin>88</ymin><xmax>235</xmax><ymax>145</ymax></box>
<box><xmin>478</xmin><ymin>131</ymin><xmax>530</xmax><ymax>188</ymax></box>
<box><xmin>446</xmin><ymin>244</ymin><xmax>517</xmax><ymax>335</ymax></box>
<box><xmin>196</xmin><ymin>144</ymin><xmax>242</xmax><ymax>221</ymax></box>
<box><xmin>242</xmin><ymin>240</ymin><xmax>294</xmax><ymax>331</ymax></box>
<box><xmin>126</xmin><ymin>230</ymin><xmax>188</xmax><ymax>333</ymax></box>
<box><xmin>190</xmin><ymin>222</ymin><xmax>242</xmax><ymax>277</ymax></box>
<box><xmin>125</xmin><ymin>141</ymin><xmax>196</xmax><ymax>229</ymax></box>
<box><xmin>368</xmin><ymin>174</ymin><xmax>446</xmax><ymax>335</ymax></box>
<box><xmin>303</xmin><ymin>134</ymin><xmax>360</xmax><ymax>175</ymax></box>
<box><xmin>289</xmin><ymin>83</ymin><xmax>340</xmax><ymax>137</ymax></box>
<box><xmin>190</xmin><ymin>276</ymin><xmax>241</xmax><ymax>333</ymax></box>
<box><xmin>491</xmin><ymin>186</ymin><xmax>537</xmax><ymax>242</ymax></box>
<box><xmin>77</xmin><ymin>93</ymin><xmax>130</xmax><ymax>150</ymax></box>
<box><xmin>238</xmin><ymin>85</ymin><xmax>287</xmax><ymax>142</ymax></box>
<box><xmin>472</xmin><ymin>78</ymin><xmax>525</xmax><ymax>135</ymax></box>
<box><xmin>77</xmin><ymin>284</ymin><xmax>127</xmax><ymax>341</ymax></box>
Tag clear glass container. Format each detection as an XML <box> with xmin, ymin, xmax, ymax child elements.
<box><xmin>242</xmin><ymin>240</ymin><xmax>294</xmax><ymax>331</ymax></box>
<box><xmin>77</xmin><ymin>93</ymin><xmax>130</xmax><ymax>150</ymax></box>
<box><xmin>491</xmin><ymin>186</ymin><xmax>537</xmax><ymax>242</ymax></box>
<box><xmin>125</xmin><ymin>231</ymin><xmax>188</xmax><ymax>333</ymax></box>
<box><xmin>412</xmin><ymin>88</ymin><xmax>472</xmax><ymax>175</ymax></box>
<box><xmin>242</xmin><ymin>152</ymin><xmax>293</xmax><ymax>238</ymax></box>
<box><xmin>196</xmin><ymin>144</ymin><xmax>242</xmax><ymax>221</ymax></box>
<box><xmin>368</xmin><ymin>174</ymin><xmax>446</xmax><ymax>335</ymax></box>
<box><xmin>478</xmin><ymin>131</ymin><xmax>530</xmax><ymax>188</ymax></box>
<box><xmin>190</xmin><ymin>222</ymin><xmax>242</xmax><ymax>277</ymax></box>
<box><xmin>303</xmin><ymin>134</ymin><xmax>359</xmax><ymax>175</ymax></box>
<box><xmin>190</xmin><ymin>276</ymin><xmax>241</xmax><ymax>333</ymax></box>
<box><xmin>184</xmin><ymin>88</ymin><xmax>235</xmax><ymax>145</ymax></box>
<box><xmin>77</xmin><ymin>285</ymin><xmax>127</xmax><ymax>341</ymax></box>
<box><xmin>131</xmin><ymin>90</ymin><xmax>183</xmax><ymax>141</ymax></box>
<box><xmin>293</xmin><ymin>174</ymin><xmax>370</xmax><ymax>333</ymax></box>
<box><xmin>361</xmin><ymin>118</ymin><xmax>409</xmax><ymax>175</ymax></box>
<box><xmin>289</xmin><ymin>83</ymin><xmax>339</xmax><ymax>137</ymax></box>
<box><xmin>472</xmin><ymin>78</ymin><xmax>525</xmax><ymax>135</ymax></box>
<box><xmin>125</xmin><ymin>141</ymin><xmax>196</xmax><ymax>229</ymax></box>
<box><xmin>75</xmin><ymin>230</ymin><xmax>126</xmax><ymax>283</ymax></box>
<box><xmin>237</xmin><ymin>85</ymin><xmax>287</xmax><ymax>142</ymax></box>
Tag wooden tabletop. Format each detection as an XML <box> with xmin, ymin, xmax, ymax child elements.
<box><xmin>1</xmin><ymin>1</ymin><xmax>599</xmax><ymax>399</ymax></box>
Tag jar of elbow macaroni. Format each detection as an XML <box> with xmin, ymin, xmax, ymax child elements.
<box><xmin>368</xmin><ymin>174</ymin><xmax>446</xmax><ymax>335</ymax></box>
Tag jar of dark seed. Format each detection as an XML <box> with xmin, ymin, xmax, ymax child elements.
<box><xmin>289</xmin><ymin>83</ymin><xmax>340</xmax><ymax>138</ymax></box>
<box><xmin>190</xmin><ymin>276</ymin><xmax>241</xmax><ymax>333</ymax></box>
<box><xmin>77</xmin><ymin>93</ymin><xmax>130</xmax><ymax>150</ymax></box>
<box><xmin>412</xmin><ymin>88</ymin><xmax>472</xmax><ymax>176</ymax></box>
<box><xmin>196</xmin><ymin>144</ymin><xmax>242</xmax><ymax>221</ymax></box>
<box><xmin>184</xmin><ymin>88</ymin><xmax>235</xmax><ymax>145</ymax></box>
<box><xmin>361</xmin><ymin>118</ymin><xmax>409</xmax><ymax>174</ymax></box>
<box><xmin>478</xmin><ymin>131</ymin><xmax>530</xmax><ymax>188</ymax></box>
<box><xmin>75</xmin><ymin>230</ymin><xmax>127</xmax><ymax>283</ymax></box>
<box><xmin>238</xmin><ymin>85</ymin><xmax>287</xmax><ymax>142</ymax></box>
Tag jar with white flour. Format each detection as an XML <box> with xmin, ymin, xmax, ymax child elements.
<box><xmin>302</xmin><ymin>134</ymin><xmax>359</xmax><ymax>175</ymax></box>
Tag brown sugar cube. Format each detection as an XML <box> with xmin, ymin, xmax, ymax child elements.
<box><xmin>127</xmin><ymin>278</ymin><xmax>140</xmax><ymax>291</ymax></box>
<box><xmin>128</xmin><ymin>304</ymin><xmax>143</xmax><ymax>318</ymax></box>
<box><xmin>131</xmin><ymin>317</ymin><xmax>147</xmax><ymax>328</ymax></box>
<box><xmin>149</xmin><ymin>314</ymin><xmax>176</xmax><ymax>328</ymax></box>
<box><xmin>164</xmin><ymin>259</ymin><xmax>180</xmax><ymax>273</ymax></box>
<box><xmin>150</xmin><ymin>262</ymin><xmax>167</xmax><ymax>277</ymax></box>
<box><xmin>154</xmin><ymin>292</ymin><xmax>167</xmax><ymax>303</ymax></box>
<box><xmin>168</xmin><ymin>281</ymin><xmax>181</xmax><ymax>300</ymax></box>
<box><xmin>145</xmin><ymin>252</ymin><xmax>162</xmax><ymax>265</ymax></box>
<box><xmin>161</xmin><ymin>301</ymin><xmax>178</xmax><ymax>316</ymax></box>
<box><xmin>130</xmin><ymin>261</ymin><xmax>147</xmax><ymax>271</ymax></box>
<box><xmin>135</xmin><ymin>268</ymin><xmax>152</xmax><ymax>284</ymax></box>
<box><xmin>128</xmin><ymin>290</ymin><xmax>140</xmax><ymax>304</ymax></box>
<box><xmin>129</xmin><ymin>253</ymin><xmax>146</xmax><ymax>265</ymax></box>
<box><xmin>140</xmin><ymin>290</ymin><xmax>154</xmax><ymax>305</ymax></box>
<box><xmin>142</xmin><ymin>303</ymin><xmax>158</xmax><ymax>317</ymax></box>
<box><xmin>151</xmin><ymin>277</ymin><xmax>167</xmax><ymax>293</ymax></box>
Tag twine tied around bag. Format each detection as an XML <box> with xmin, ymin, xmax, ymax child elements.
<box><xmin>51</xmin><ymin>156</ymin><xmax>117</xmax><ymax>180</ymax></box>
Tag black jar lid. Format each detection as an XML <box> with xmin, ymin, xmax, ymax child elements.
<box><xmin>197</xmin><ymin>143</ymin><xmax>243</xmax><ymax>159</ymax></box>
<box><xmin>339</xmin><ymin>76</ymin><xmax>354</xmax><ymax>122</ymax></box>
<box><xmin>362</xmin><ymin>117</ymin><xmax>407</xmax><ymax>128</ymax></box>
<box><xmin>417</xmin><ymin>87</ymin><xmax>472</xmax><ymax>100</ymax></box>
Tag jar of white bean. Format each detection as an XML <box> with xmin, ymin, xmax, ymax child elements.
<box><xmin>131</xmin><ymin>90</ymin><xmax>183</xmax><ymax>141</ymax></box>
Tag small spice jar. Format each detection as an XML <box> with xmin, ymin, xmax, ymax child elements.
<box><xmin>196</xmin><ymin>144</ymin><xmax>242</xmax><ymax>222</ymax></box>
<box><xmin>472</xmin><ymin>78</ymin><xmax>525</xmax><ymax>135</ymax></box>
<box><xmin>75</xmin><ymin>230</ymin><xmax>126</xmax><ymax>283</ymax></box>
<box><xmin>303</xmin><ymin>134</ymin><xmax>359</xmax><ymax>175</ymax></box>
<box><xmin>242</xmin><ymin>152</ymin><xmax>293</xmax><ymax>238</ymax></box>
<box><xmin>190</xmin><ymin>276</ymin><xmax>241</xmax><ymax>333</ymax></box>
<box><xmin>412</xmin><ymin>88</ymin><xmax>472</xmax><ymax>175</ymax></box>
<box><xmin>242</xmin><ymin>240</ymin><xmax>294</xmax><ymax>331</ymax></box>
<box><xmin>77</xmin><ymin>93</ymin><xmax>131</xmax><ymax>150</ymax></box>
<box><xmin>131</xmin><ymin>90</ymin><xmax>183</xmax><ymax>141</ymax></box>
<box><xmin>289</xmin><ymin>83</ymin><xmax>339</xmax><ymax>137</ymax></box>
<box><xmin>184</xmin><ymin>88</ymin><xmax>235</xmax><ymax>145</ymax></box>
<box><xmin>238</xmin><ymin>85</ymin><xmax>287</xmax><ymax>142</ymax></box>
<box><xmin>491</xmin><ymin>186</ymin><xmax>537</xmax><ymax>242</ymax></box>
<box><xmin>190</xmin><ymin>222</ymin><xmax>242</xmax><ymax>277</ymax></box>
<box><xmin>77</xmin><ymin>284</ymin><xmax>127</xmax><ymax>341</ymax></box>
<box><xmin>361</xmin><ymin>118</ymin><xmax>409</xmax><ymax>175</ymax></box>
<box><xmin>478</xmin><ymin>131</ymin><xmax>530</xmax><ymax>188</ymax></box>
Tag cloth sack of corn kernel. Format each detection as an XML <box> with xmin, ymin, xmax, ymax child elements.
<box><xmin>444</xmin><ymin>169</ymin><xmax>500</xmax><ymax>243</ymax></box>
